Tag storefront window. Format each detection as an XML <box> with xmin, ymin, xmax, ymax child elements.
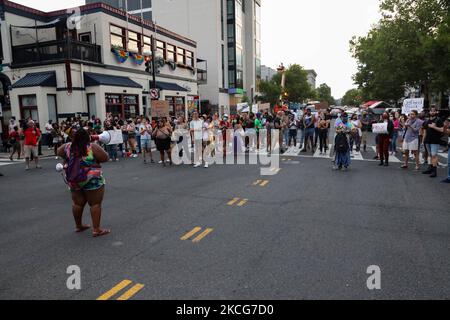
<box><xmin>105</xmin><ymin>94</ymin><xmax>139</xmax><ymax>119</ymax></box>
<box><xmin>165</xmin><ymin>96</ymin><xmax>185</xmax><ymax>118</ymax></box>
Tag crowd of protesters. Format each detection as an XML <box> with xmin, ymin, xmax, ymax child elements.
<box><xmin>1</xmin><ymin>105</ymin><xmax>449</xmax><ymax>183</ymax></box>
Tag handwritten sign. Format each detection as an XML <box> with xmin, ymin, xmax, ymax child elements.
<box><xmin>151</xmin><ymin>100</ymin><xmax>170</xmax><ymax>118</ymax></box>
<box><xmin>108</xmin><ymin>130</ymin><xmax>123</xmax><ymax>145</ymax></box>
<box><xmin>402</xmin><ymin>98</ymin><xmax>424</xmax><ymax>115</ymax></box>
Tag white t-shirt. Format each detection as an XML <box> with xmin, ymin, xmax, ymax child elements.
<box><xmin>190</xmin><ymin>119</ymin><xmax>204</xmax><ymax>141</ymax></box>
<box><xmin>139</xmin><ymin>124</ymin><xmax>152</xmax><ymax>140</ymax></box>
<box><xmin>45</xmin><ymin>122</ymin><xmax>53</xmax><ymax>133</ymax></box>
<box><xmin>203</xmin><ymin>122</ymin><xmax>211</xmax><ymax>141</ymax></box>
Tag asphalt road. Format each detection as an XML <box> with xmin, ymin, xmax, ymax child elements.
<box><xmin>0</xmin><ymin>145</ymin><xmax>449</xmax><ymax>300</ymax></box>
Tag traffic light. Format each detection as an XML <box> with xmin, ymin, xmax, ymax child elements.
<box><xmin>145</xmin><ymin>57</ymin><xmax>151</xmax><ymax>73</ymax></box>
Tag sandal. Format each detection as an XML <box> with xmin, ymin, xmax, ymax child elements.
<box><xmin>93</xmin><ymin>229</ymin><xmax>111</xmax><ymax>238</ymax></box>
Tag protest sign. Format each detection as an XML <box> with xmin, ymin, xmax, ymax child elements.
<box><xmin>402</xmin><ymin>98</ymin><xmax>424</xmax><ymax>115</ymax></box>
<box><xmin>151</xmin><ymin>100</ymin><xmax>170</xmax><ymax>118</ymax></box>
<box><xmin>108</xmin><ymin>129</ymin><xmax>123</xmax><ymax>145</ymax></box>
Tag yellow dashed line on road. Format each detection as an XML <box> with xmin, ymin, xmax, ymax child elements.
<box><xmin>227</xmin><ymin>197</ymin><xmax>240</xmax><ymax>206</ymax></box>
<box><xmin>97</xmin><ymin>279</ymin><xmax>144</xmax><ymax>300</ymax></box>
<box><xmin>181</xmin><ymin>227</ymin><xmax>214</xmax><ymax>242</ymax></box>
<box><xmin>180</xmin><ymin>227</ymin><xmax>202</xmax><ymax>241</ymax></box>
<box><xmin>192</xmin><ymin>228</ymin><xmax>214</xmax><ymax>243</ymax></box>
<box><xmin>116</xmin><ymin>283</ymin><xmax>145</xmax><ymax>300</ymax></box>
<box><xmin>237</xmin><ymin>199</ymin><xmax>248</xmax><ymax>206</ymax></box>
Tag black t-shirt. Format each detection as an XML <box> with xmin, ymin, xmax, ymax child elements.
<box><xmin>274</xmin><ymin>117</ymin><xmax>282</xmax><ymax>129</ymax></box>
<box><xmin>246</xmin><ymin>119</ymin><xmax>255</xmax><ymax>129</ymax></box>
<box><xmin>423</xmin><ymin>117</ymin><xmax>444</xmax><ymax>144</ymax></box>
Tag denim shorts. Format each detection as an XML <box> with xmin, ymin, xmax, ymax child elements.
<box><xmin>141</xmin><ymin>139</ymin><xmax>151</xmax><ymax>150</ymax></box>
<box><xmin>425</xmin><ymin>144</ymin><xmax>439</xmax><ymax>156</ymax></box>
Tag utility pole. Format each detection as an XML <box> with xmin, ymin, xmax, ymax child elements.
<box><xmin>150</xmin><ymin>21</ymin><xmax>157</xmax><ymax>90</ymax></box>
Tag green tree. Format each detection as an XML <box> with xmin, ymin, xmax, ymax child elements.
<box><xmin>315</xmin><ymin>83</ymin><xmax>336</xmax><ymax>105</ymax></box>
<box><xmin>273</xmin><ymin>64</ymin><xmax>314</xmax><ymax>103</ymax></box>
<box><xmin>342</xmin><ymin>88</ymin><xmax>364</xmax><ymax>106</ymax></box>
<box><xmin>350</xmin><ymin>0</ymin><xmax>449</xmax><ymax>107</ymax></box>
<box><xmin>256</xmin><ymin>79</ymin><xmax>281</xmax><ymax>106</ymax></box>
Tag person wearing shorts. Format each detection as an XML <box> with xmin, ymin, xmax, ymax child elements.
<box><xmin>401</xmin><ymin>110</ymin><xmax>423</xmax><ymax>171</ymax></box>
<box><xmin>57</xmin><ymin>128</ymin><xmax>110</xmax><ymax>237</ymax></box>
<box><xmin>422</xmin><ymin>107</ymin><xmax>443</xmax><ymax>178</ymax></box>
<box><xmin>140</xmin><ymin>118</ymin><xmax>154</xmax><ymax>164</ymax></box>
<box><xmin>23</xmin><ymin>120</ymin><xmax>42</xmax><ymax>171</ymax></box>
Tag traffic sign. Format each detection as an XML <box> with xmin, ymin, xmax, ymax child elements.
<box><xmin>150</xmin><ymin>88</ymin><xmax>160</xmax><ymax>100</ymax></box>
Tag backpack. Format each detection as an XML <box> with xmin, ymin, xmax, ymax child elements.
<box><xmin>65</xmin><ymin>145</ymin><xmax>88</xmax><ymax>185</ymax></box>
<box><xmin>335</xmin><ymin>133</ymin><xmax>349</xmax><ymax>153</ymax></box>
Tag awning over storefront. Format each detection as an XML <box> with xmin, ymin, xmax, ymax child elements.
<box><xmin>12</xmin><ymin>71</ymin><xmax>56</xmax><ymax>88</ymax></box>
<box><xmin>84</xmin><ymin>72</ymin><xmax>142</xmax><ymax>88</ymax></box>
<box><xmin>154</xmin><ymin>81</ymin><xmax>188</xmax><ymax>92</ymax></box>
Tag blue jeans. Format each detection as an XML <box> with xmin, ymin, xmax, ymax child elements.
<box><xmin>283</xmin><ymin>129</ymin><xmax>289</xmax><ymax>146</ymax></box>
<box><xmin>297</xmin><ymin>129</ymin><xmax>305</xmax><ymax>147</ymax></box>
<box><xmin>390</xmin><ymin>130</ymin><xmax>398</xmax><ymax>152</ymax></box>
<box><xmin>106</xmin><ymin>144</ymin><xmax>118</xmax><ymax>160</ymax></box>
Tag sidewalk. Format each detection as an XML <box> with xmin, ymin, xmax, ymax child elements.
<box><xmin>0</xmin><ymin>147</ymin><xmax>56</xmax><ymax>159</ymax></box>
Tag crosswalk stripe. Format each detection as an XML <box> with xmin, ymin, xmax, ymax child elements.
<box><xmin>180</xmin><ymin>227</ymin><xmax>202</xmax><ymax>241</ymax></box>
<box><xmin>192</xmin><ymin>228</ymin><xmax>214</xmax><ymax>243</ymax></box>
<box><xmin>116</xmin><ymin>283</ymin><xmax>145</xmax><ymax>300</ymax></box>
<box><xmin>97</xmin><ymin>280</ymin><xmax>132</xmax><ymax>300</ymax></box>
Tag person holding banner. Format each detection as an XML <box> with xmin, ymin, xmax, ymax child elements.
<box><xmin>401</xmin><ymin>110</ymin><xmax>422</xmax><ymax>171</ymax></box>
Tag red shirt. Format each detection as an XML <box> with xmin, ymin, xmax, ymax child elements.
<box><xmin>24</xmin><ymin>127</ymin><xmax>41</xmax><ymax>146</ymax></box>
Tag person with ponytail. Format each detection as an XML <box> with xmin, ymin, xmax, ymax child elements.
<box><xmin>57</xmin><ymin>128</ymin><xmax>111</xmax><ymax>237</ymax></box>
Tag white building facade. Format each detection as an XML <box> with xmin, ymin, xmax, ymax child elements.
<box><xmin>151</xmin><ymin>0</ymin><xmax>261</xmax><ymax>115</ymax></box>
<box><xmin>0</xmin><ymin>0</ymin><xmax>199</xmax><ymax>133</ymax></box>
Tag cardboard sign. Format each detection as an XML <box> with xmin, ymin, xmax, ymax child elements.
<box><xmin>151</xmin><ymin>100</ymin><xmax>170</xmax><ymax>118</ymax></box>
<box><xmin>108</xmin><ymin>129</ymin><xmax>123</xmax><ymax>145</ymax></box>
<box><xmin>372</xmin><ymin>123</ymin><xmax>388</xmax><ymax>134</ymax></box>
<box><xmin>402</xmin><ymin>98</ymin><xmax>424</xmax><ymax>115</ymax></box>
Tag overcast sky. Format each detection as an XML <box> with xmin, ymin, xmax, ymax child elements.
<box><xmin>13</xmin><ymin>0</ymin><xmax>382</xmax><ymax>98</ymax></box>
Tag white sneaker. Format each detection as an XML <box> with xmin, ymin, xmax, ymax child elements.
<box><xmin>158</xmin><ymin>160</ymin><xmax>163</xmax><ymax>164</ymax></box>
<box><xmin>204</xmin><ymin>162</ymin><xmax>209</xmax><ymax>168</ymax></box>
<box><xmin>193</xmin><ymin>162</ymin><xmax>201</xmax><ymax>168</ymax></box>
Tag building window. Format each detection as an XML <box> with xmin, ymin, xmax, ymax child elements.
<box><xmin>186</xmin><ymin>50</ymin><xmax>194</xmax><ymax>67</ymax></box>
<box><xmin>110</xmin><ymin>25</ymin><xmax>126</xmax><ymax>49</ymax></box>
<box><xmin>167</xmin><ymin>44</ymin><xmax>176</xmax><ymax>62</ymax></box>
<box><xmin>156</xmin><ymin>40</ymin><xmax>165</xmax><ymax>59</ymax></box>
<box><xmin>19</xmin><ymin>95</ymin><xmax>39</xmax><ymax>122</ymax></box>
<box><xmin>105</xmin><ymin>93</ymin><xmax>139</xmax><ymax>119</ymax></box>
<box><xmin>177</xmin><ymin>47</ymin><xmax>185</xmax><ymax>65</ymax></box>
<box><xmin>236</xmin><ymin>47</ymin><xmax>243</xmax><ymax>68</ymax></box>
<box><xmin>236</xmin><ymin>70</ymin><xmax>243</xmax><ymax>88</ymax></box>
<box><xmin>128</xmin><ymin>30</ymin><xmax>140</xmax><ymax>53</ymax></box>
<box><xmin>143</xmin><ymin>36</ymin><xmax>152</xmax><ymax>55</ymax></box>
<box><xmin>79</xmin><ymin>32</ymin><xmax>92</xmax><ymax>43</ymax></box>
<box><xmin>47</xmin><ymin>94</ymin><xmax>58</xmax><ymax>123</ymax></box>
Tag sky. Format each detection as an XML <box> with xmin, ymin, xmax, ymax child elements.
<box><xmin>12</xmin><ymin>0</ymin><xmax>382</xmax><ymax>99</ymax></box>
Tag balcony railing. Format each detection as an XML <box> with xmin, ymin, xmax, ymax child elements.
<box><xmin>12</xmin><ymin>39</ymin><xmax>102</xmax><ymax>66</ymax></box>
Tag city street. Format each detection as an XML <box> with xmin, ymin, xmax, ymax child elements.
<box><xmin>1</xmin><ymin>144</ymin><xmax>449</xmax><ymax>300</ymax></box>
